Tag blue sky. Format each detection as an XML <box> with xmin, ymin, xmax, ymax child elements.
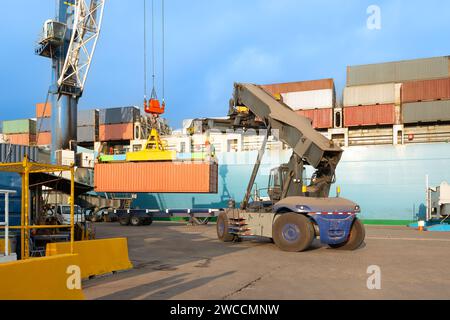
<box><xmin>1</xmin><ymin>0</ymin><xmax>450</xmax><ymax>128</ymax></box>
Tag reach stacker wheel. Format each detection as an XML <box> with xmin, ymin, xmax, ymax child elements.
<box><xmin>273</xmin><ymin>213</ymin><xmax>315</xmax><ymax>252</ymax></box>
<box><xmin>217</xmin><ymin>212</ymin><xmax>235</xmax><ymax>242</ymax></box>
<box><xmin>130</xmin><ymin>216</ymin><xmax>143</xmax><ymax>227</ymax></box>
<box><xmin>329</xmin><ymin>219</ymin><xmax>365</xmax><ymax>251</ymax></box>
<box><xmin>119</xmin><ymin>215</ymin><xmax>130</xmax><ymax>226</ymax></box>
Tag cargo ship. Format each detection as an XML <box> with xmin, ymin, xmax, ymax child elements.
<box><xmin>2</xmin><ymin>55</ymin><xmax>450</xmax><ymax>226</ymax></box>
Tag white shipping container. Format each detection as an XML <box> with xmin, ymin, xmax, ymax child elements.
<box><xmin>281</xmin><ymin>89</ymin><xmax>334</xmax><ymax>110</ymax></box>
<box><xmin>56</xmin><ymin>150</ymin><xmax>75</xmax><ymax>166</ymax></box>
<box><xmin>343</xmin><ymin>83</ymin><xmax>396</xmax><ymax>107</ymax></box>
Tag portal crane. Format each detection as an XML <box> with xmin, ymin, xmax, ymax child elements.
<box><xmin>212</xmin><ymin>83</ymin><xmax>365</xmax><ymax>252</ymax></box>
<box><xmin>36</xmin><ymin>0</ymin><xmax>105</xmax><ymax>160</ymax></box>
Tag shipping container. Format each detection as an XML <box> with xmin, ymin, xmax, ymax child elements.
<box><xmin>0</xmin><ymin>143</ymin><xmax>38</xmax><ymax>163</ymax></box>
<box><xmin>77</xmin><ymin>125</ymin><xmax>98</xmax><ymax>143</ymax></box>
<box><xmin>99</xmin><ymin>123</ymin><xmax>134</xmax><ymax>141</ymax></box>
<box><xmin>347</xmin><ymin>56</ymin><xmax>450</xmax><ymax>87</ymax></box>
<box><xmin>402</xmin><ymin>78</ymin><xmax>450</xmax><ymax>103</ymax></box>
<box><xmin>4</xmin><ymin>134</ymin><xmax>36</xmax><ymax>146</ymax></box>
<box><xmin>94</xmin><ymin>161</ymin><xmax>219</xmax><ymax>193</ymax></box>
<box><xmin>78</xmin><ymin>109</ymin><xmax>99</xmax><ymax>127</ymax></box>
<box><xmin>343</xmin><ymin>83</ymin><xmax>396</xmax><ymax>107</ymax></box>
<box><xmin>36</xmin><ymin>103</ymin><xmax>52</xmax><ymax>118</ymax></box>
<box><xmin>2</xmin><ymin>119</ymin><xmax>36</xmax><ymax>135</ymax></box>
<box><xmin>296</xmin><ymin>108</ymin><xmax>333</xmax><ymax>129</ymax></box>
<box><xmin>403</xmin><ymin>100</ymin><xmax>450</xmax><ymax>124</ymax></box>
<box><xmin>281</xmin><ymin>89</ymin><xmax>335</xmax><ymax>110</ymax></box>
<box><xmin>36</xmin><ymin>117</ymin><xmax>52</xmax><ymax>132</ymax></box>
<box><xmin>344</xmin><ymin>104</ymin><xmax>396</xmax><ymax>127</ymax></box>
<box><xmin>99</xmin><ymin>106</ymin><xmax>140</xmax><ymax>125</ymax></box>
<box><xmin>261</xmin><ymin>79</ymin><xmax>334</xmax><ymax>95</ymax></box>
<box><xmin>56</xmin><ymin>150</ymin><xmax>75</xmax><ymax>166</ymax></box>
<box><xmin>37</xmin><ymin>132</ymin><xmax>52</xmax><ymax>146</ymax></box>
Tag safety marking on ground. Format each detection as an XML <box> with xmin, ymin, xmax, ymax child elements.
<box><xmin>367</xmin><ymin>237</ymin><xmax>450</xmax><ymax>242</ymax></box>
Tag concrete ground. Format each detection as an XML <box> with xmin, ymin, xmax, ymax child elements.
<box><xmin>84</xmin><ymin>222</ymin><xmax>450</xmax><ymax>300</ymax></box>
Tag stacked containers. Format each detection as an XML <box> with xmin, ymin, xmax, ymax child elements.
<box><xmin>261</xmin><ymin>79</ymin><xmax>335</xmax><ymax>129</ymax></box>
<box><xmin>78</xmin><ymin>109</ymin><xmax>99</xmax><ymax>143</ymax></box>
<box><xmin>36</xmin><ymin>103</ymin><xmax>52</xmax><ymax>145</ymax></box>
<box><xmin>402</xmin><ymin>78</ymin><xmax>450</xmax><ymax>124</ymax></box>
<box><xmin>99</xmin><ymin>106</ymin><xmax>140</xmax><ymax>141</ymax></box>
<box><xmin>344</xmin><ymin>56</ymin><xmax>450</xmax><ymax>127</ymax></box>
<box><xmin>343</xmin><ymin>83</ymin><xmax>399</xmax><ymax>127</ymax></box>
<box><xmin>2</xmin><ymin>119</ymin><xmax>36</xmax><ymax>145</ymax></box>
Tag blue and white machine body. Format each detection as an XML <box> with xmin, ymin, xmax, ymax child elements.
<box><xmin>36</xmin><ymin>0</ymin><xmax>105</xmax><ymax>161</ymax></box>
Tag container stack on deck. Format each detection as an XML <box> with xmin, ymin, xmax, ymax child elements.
<box><xmin>36</xmin><ymin>103</ymin><xmax>52</xmax><ymax>146</ymax></box>
<box><xmin>261</xmin><ymin>79</ymin><xmax>335</xmax><ymax>130</ymax></box>
<box><xmin>1</xmin><ymin>119</ymin><xmax>36</xmax><ymax>145</ymax></box>
<box><xmin>78</xmin><ymin>109</ymin><xmax>100</xmax><ymax>145</ymax></box>
<box><xmin>344</xmin><ymin>56</ymin><xmax>450</xmax><ymax>128</ymax></box>
<box><xmin>99</xmin><ymin>106</ymin><xmax>139</xmax><ymax>142</ymax></box>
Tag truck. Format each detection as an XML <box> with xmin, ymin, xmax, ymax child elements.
<box><xmin>200</xmin><ymin>83</ymin><xmax>365</xmax><ymax>252</ymax></box>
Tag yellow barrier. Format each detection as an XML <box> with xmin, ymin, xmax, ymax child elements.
<box><xmin>0</xmin><ymin>254</ymin><xmax>85</xmax><ymax>300</ymax></box>
<box><xmin>46</xmin><ymin>238</ymin><xmax>133</xmax><ymax>279</ymax></box>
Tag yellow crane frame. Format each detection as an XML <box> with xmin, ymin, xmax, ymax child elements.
<box><xmin>0</xmin><ymin>156</ymin><xmax>75</xmax><ymax>260</ymax></box>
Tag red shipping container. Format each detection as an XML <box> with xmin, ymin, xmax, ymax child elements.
<box><xmin>37</xmin><ymin>132</ymin><xmax>52</xmax><ymax>145</ymax></box>
<box><xmin>99</xmin><ymin>123</ymin><xmax>134</xmax><ymax>141</ymax></box>
<box><xmin>261</xmin><ymin>79</ymin><xmax>334</xmax><ymax>96</ymax></box>
<box><xmin>94</xmin><ymin>161</ymin><xmax>218</xmax><ymax>193</ymax></box>
<box><xmin>296</xmin><ymin>108</ymin><xmax>333</xmax><ymax>129</ymax></box>
<box><xmin>344</xmin><ymin>104</ymin><xmax>396</xmax><ymax>127</ymax></box>
<box><xmin>36</xmin><ymin>103</ymin><xmax>52</xmax><ymax>118</ymax></box>
<box><xmin>6</xmin><ymin>133</ymin><xmax>36</xmax><ymax>146</ymax></box>
<box><xmin>402</xmin><ymin>78</ymin><xmax>450</xmax><ymax>103</ymax></box>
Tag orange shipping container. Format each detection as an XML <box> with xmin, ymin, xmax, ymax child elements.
<box><xmin>36</xmin><ymin>103</ymin><xmax>52</xmax><ymax>118</ymax></box>
<box><xmin>402</xmin><ymin>78</ymin><xmax>450</xmax><ymax>103</ymax></box>
<box><xmin>37</xmin><ymin>132</ymin><xmax>52</xmax><ymax>146</ymax></box>
<box><xmin>261</xmin><ymin>79</ymin><xmax>334</xmax><ymax>96</ymax></box>
<box><xmin>94</xmin><ymin>161</ymin><xmax>218</xmax><ymax>193</ymax></box>
<box><xmin>344</xmin><ymin>104</ymin><xmax>396</xmax><ymax>127</ymax></box>
<box><xmin>6</xmin><ymin>133</ymin><xmax>36</xmax><ymax>146</ymax></box>
<box><xmin>296</xmin><ymin>108</ymin><xmax>333</xmax><ymax>129</ymax></box>
<box><xmin>99</xmin><ymin>123</ymin><xmax>134</xmax><ymax>141</ymax></box>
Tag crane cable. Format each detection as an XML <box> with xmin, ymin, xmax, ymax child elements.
<box><xmin>162</xmin><ymin>0</ymin><xmax>165</xmax><ymax>106</ymax></box>
<box><xmin>150</xmin><ymin>0</ymin><xmax>157</xmax><ymax>100</ymax></box>
<box><xmin>144</xmin><ymin>0</ymin><xmax>147</xmax><ymax>102</ymax></box>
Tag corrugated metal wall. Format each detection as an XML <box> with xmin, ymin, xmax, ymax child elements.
<box><xmin>281</xmin><ymin>89</ymin><xmax>335</xmax><ymax>110</ymax></box>
<box><xmin>99</xmin><ymin>106</ymin><xmax>140</xmax><ymax>125</ymax></box>
<box><xmin>261</xmin><ymin>79</ymin><xmax>334</xmax><ymax>95</ymax></box>
<box><xmin>0</xmin><ymin>143</ymin><xmax>38</xmax><ymax>163</ymax></box>
<box><xmin>403</xmin><ymin>100</ymin><xmax>450</xmax><ymax>124</ymax></box>
<box><xmin>344</xmin><ymin>104</ymin><xmax>396</xmax><ymax>127</ymax></box>
<box><xmin>347</xmin><ymin>56</ymin><xmax>450</xmax><ymax>87</ymax></box>
<box><xmin>402</xmin><ymin>78</ymin><xmax>450</xmax><ymax>103</ymax></box>
<box><xmin>343</xmin><ymin>83</ymin><xmax>396</xmax><ymax>107</ymax></box>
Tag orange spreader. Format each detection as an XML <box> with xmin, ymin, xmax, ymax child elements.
<box><xmin>145</xmin><ymin>99</ymin><xmax>165</xmax><ymax>115</ymax></box>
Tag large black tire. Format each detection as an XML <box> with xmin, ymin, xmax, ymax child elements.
<box><xmin>143</xmin><ymin>217</ymin><xmax>153</xmax><ymax>226</ymax></box>
<box><xmin>217</xmin><ymin>212</ymin><xmax>235</xmax><ymax>242</ymax></box>
<box><xmin>273</xmin><ymin>213</ymin><xmax>315</xmax><ymax>252</ymax></box>
<box><xmin>329</xmin><ymin>219</ymin><xmax>366</xmax><ymax>251</ymax></box>
<box><xmin>130</xmin><ymin>215</ymin><xmax>143</xmax><ymax>227</ymax></box>
<box><xmin>119</xmin><ymin>215</ymin><xmax>130</xmax><ymax>226</ymax></box>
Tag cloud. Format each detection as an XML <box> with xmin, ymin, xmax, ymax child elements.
<box><xmin>205</xmin><ymin>47</ymin><xmax>282</xmax><ymax>107</ymax></box>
